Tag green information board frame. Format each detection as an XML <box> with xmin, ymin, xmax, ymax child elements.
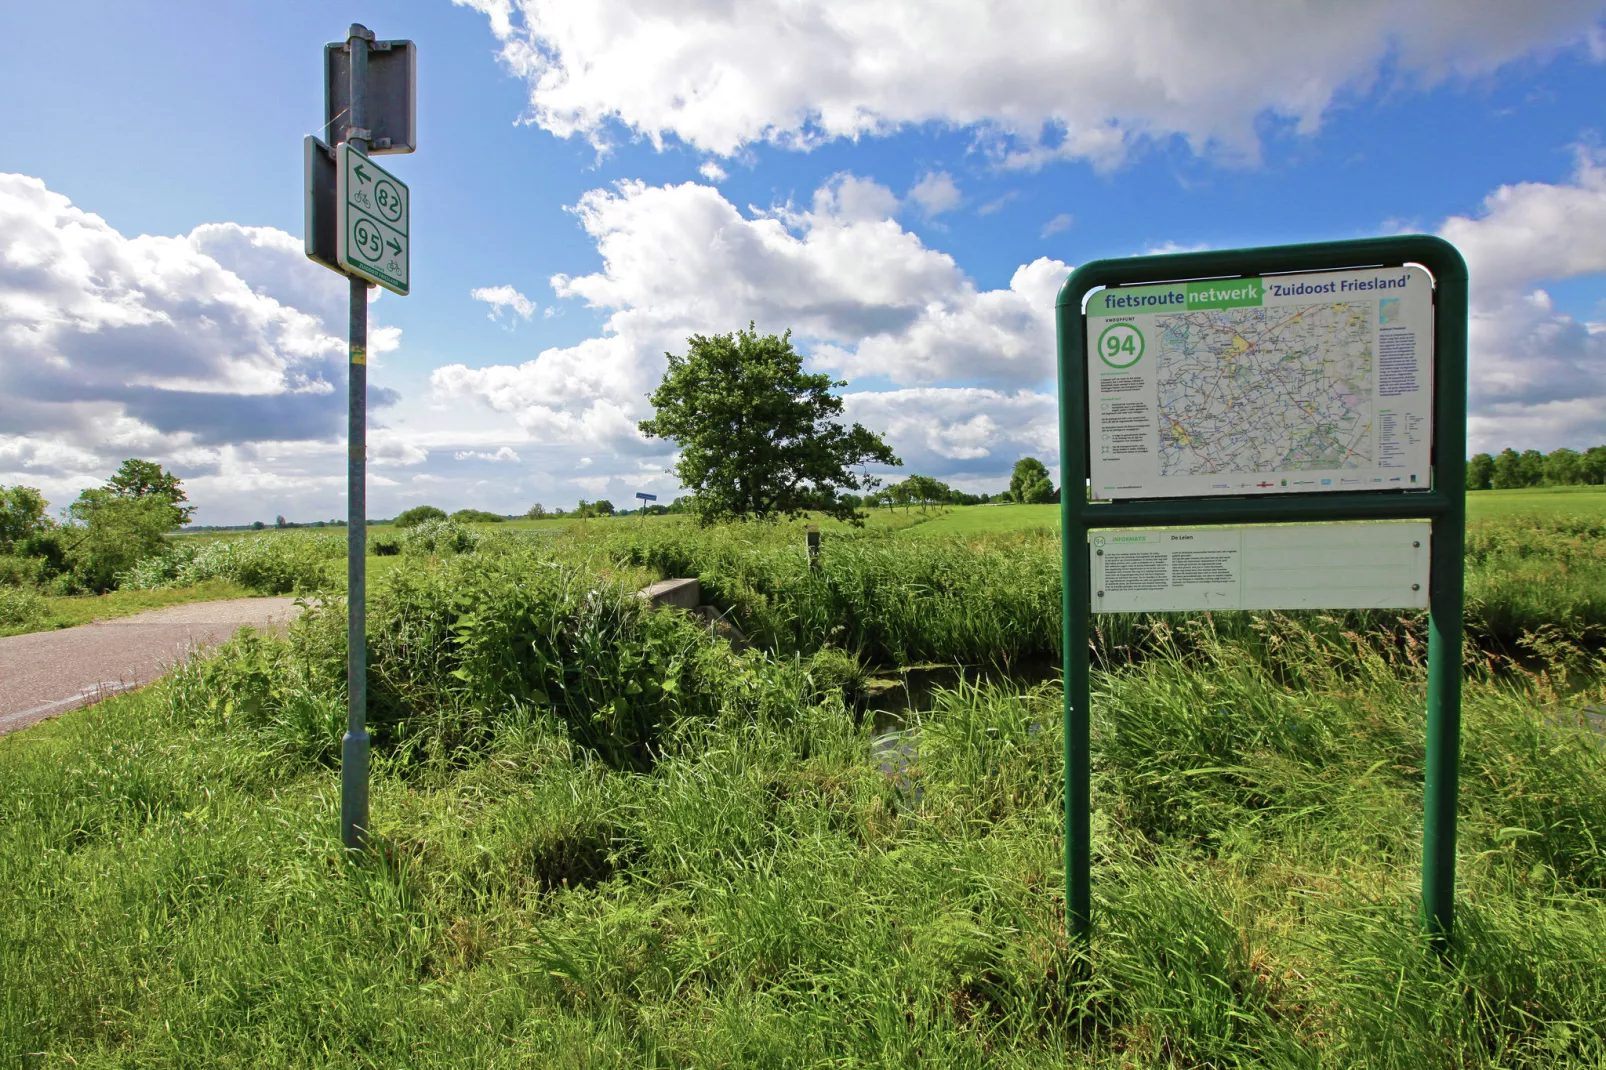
<box><xmin>1055</xmin><ymin>235</ymin><xmax>1468</xmax><ymax>942</ymax></box>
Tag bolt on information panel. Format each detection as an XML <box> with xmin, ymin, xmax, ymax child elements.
<box><xmin>1085</xmin><ymin>267</ymin><xmax>1434</xmax><ymax>500</ymax></box>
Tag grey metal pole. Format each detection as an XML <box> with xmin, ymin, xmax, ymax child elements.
<box><xmin>341</xmin><ymin>23</ymin><xmax>374</xmax><ymax>852</ymax></box>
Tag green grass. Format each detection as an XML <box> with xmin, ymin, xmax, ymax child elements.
<box><xmin>893</xmin><ymin>503</ymin><xmax>1060</xmax><ymax>536</ymax></box>
<box><xmin>1465</xmin><ymin>484</ymin><xmax>1606</xmax><ymax>521</ymax></box>
<box><xmin>878</xmin><ymin>487</ymin><xmax>1606</xmax><ymax>537</ymax></box>
<box><xmin>5</xmin><ymin>513</ymin><xmax>1604</xmax><ymax>1064</ymax></box>
<box><xmin>0</xmin><ymin>579</ymin><xmax>254</xmax><ymax>638</ymax></box>
<box><xmin>2</xmin><ymin>584</ymin><xmax>1602</xmax><ymax>1066</ymax></box>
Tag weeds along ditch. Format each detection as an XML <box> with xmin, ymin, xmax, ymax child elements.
<box><xmin>583</xmin><ymin>513</ymin><xmax>1606</xmax><ymax>668</ymax></box>
<box><xmin>3</xmin><ymin>514</ymin><xmax>1605</xmax><ymax>1064</ymax></box>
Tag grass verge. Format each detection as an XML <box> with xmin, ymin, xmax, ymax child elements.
<box><xmin>0</xmin><ymin>579</ymin><xmax>254</xmax><ymax>638</ymax></box>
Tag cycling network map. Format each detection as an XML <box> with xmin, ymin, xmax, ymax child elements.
<box><xmin>1154</xmin><ymin>303</ymin><xmax>1373</xmax><ymax>476</ymax></box>
<box><xmin>1082</xmin><ymin>265</ymin><xmax>1434</xmax><ymax>501</ymax></box>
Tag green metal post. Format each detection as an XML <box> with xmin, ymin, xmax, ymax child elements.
<box><xmin>1422</xmin><ymin>251</ymin><xmax>1468</xmax><ymax>941</ymax></box>
<box><xmin>1057</xmin><ymin>296</ymin><xmax>1093</xmax><ymax>943</ymax></box>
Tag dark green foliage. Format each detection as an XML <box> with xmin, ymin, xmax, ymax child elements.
<box><xmin>1480</xmin><ymin>443</ymin><xmax>1606</xmax><ymax>488</ymax></box>
<box><xmin>399</xmin><ymin>517</ymin><xmax>480</xmax><ymax>556</ymax></box>
<box><xmin>106</xmin><ymin>457</ymin><xmax>195</xmax><ymax>522</ymax></box>
<box><xmin>0</xmin><ymin>484</ymin><xmax>51</xmax><ymax>550</ymax></box>
<box><xmin>52</xmin><ymin>459</ymin><xmax>194</xmax><ymax>591</ymax></box>
<box><xmin>450</xmin><ymin>509</ymin><xmax>507</xmax><ymax>524</ymax></box>
<box><xmin>639</xmin><ymin>324</ymin><xmax>901</xmax><ymax>523</ymax></box>
<box><xmin>1010</xmin><ymin>457</ymin><xmax>1055</xmax><ymax>504</ymax></box>
<box><xmin>393</xmin><ymin>504</ymin><xmax>448</xmax><ymax>528</ymax></box>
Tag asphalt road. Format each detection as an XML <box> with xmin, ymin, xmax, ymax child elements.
<box><xmin>0</xmin><ymin>598</ymin><xmax>304</xmax><ymax>737</ymax></box>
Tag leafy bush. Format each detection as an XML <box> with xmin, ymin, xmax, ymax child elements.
<box><xmin>400</xmin><ymin>517</ymin><xmax>480</xmax><ymax>556</ymax></box>
<box><xmin>0</xmin><ymin>584</ymin><xmax>46</xmax><ymax>627</ymax></box>
<box><xmin>393</xmin><ymin>505</ymin><xmax>448</xmax><ymax>528</ymax></box>
<box><xmin>120</xmin><ymin>533</ymin><xmax>343</xmax><ymax>593</ymax></box>
<box><xmin>450</xmin><ymin>509</ymin><xmax>506</xmax><ymax>524</ymax></box>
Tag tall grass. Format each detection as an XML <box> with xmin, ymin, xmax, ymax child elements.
<box><xmin>6</xmin><ymin>514</ymin><xmax>1603</xmax><ymax>1064</ymax></box>
<box><xmin>3</xmin><ymin>577</ymin><xmax>1603</xmax><ymax>1065</ymax></box>
<box><xmin>119</xmin><ymin>530</ymin><xmax>347</xmax><ymax>593</ymax></box>
<box><xmin>585</xmin><ymin>514</ymin><xmax>1606</xmax><ymax>669</ymax></box>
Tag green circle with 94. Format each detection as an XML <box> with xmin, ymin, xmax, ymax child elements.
<box><xmin>1097</xmin><ymin>323</ymin><xmax>1145</xmax><ymax>368</ymax></box>
<box><xmin>351</xmin><ymin>217</ymin><xmax>385</xmax><ymax>263</ymax></box>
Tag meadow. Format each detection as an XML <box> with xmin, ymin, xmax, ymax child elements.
<box><xmin>2</xmin><ymin>489</ymin><xmax>1604</xmax><ymax>1066</ymax></box>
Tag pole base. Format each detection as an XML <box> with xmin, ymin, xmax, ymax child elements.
<box><xmin>340</xmin><ymin>728</ymin><xmax>370</xmax><ymax>850</ymax></box>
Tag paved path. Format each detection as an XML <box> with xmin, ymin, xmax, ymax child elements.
<box><xmin>0</xmin><ymin>598</ymin><xmax>304</xmax><ymax>737</ymax></box>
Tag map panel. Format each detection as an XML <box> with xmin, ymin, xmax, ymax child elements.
<box><xmin>1155</xmin><ymin>303</ymin><xmax>1373</xmax><ymax>477</ymax></box>
<box><xmin>1084</xmin><ymin>266</ymin><xmax>1434</xmax><ymax>500</ymax></box>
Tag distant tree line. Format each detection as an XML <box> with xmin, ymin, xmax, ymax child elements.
<box><xmin>866</xmin><ymin>458</ymin><xmax>1058</xmax><ymax>513</ymax></box>
<box><xmin>1467</xmin><ymin>446</ymin><xmax>1606</xmax><ymax>490</ymax></box>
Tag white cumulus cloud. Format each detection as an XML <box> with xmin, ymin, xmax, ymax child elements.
<box><xmin>0</xmin><ymin>172</ymin><xmax>407</xmax><ymax>520</ymax></box>
<box><xmin>1437</xmin><ymin>148</ymin><xmax>1606</xmax><ymax>450</ymax></box>
<box><xmin>457</xmin><ymin>0</ymin><xmax>1605</xmax><ymax>165</ymax></box>
<box><xmin>431</xmin><ymin>176</ymin><xmax>1072</xmax><ymax>475</ymax></box>
<box><xmin>909</xmin><ymin>171</ymin><xmax>962</xmax><ymax>217</ymax></box>
<box><xmin>471</xmin><ymin>283</ymin><xmax>540</xmax><ymax>321</ymax></box>
<box><xmin>453</xmin><ymin>446</ymin><xmax>523</xmax><ymax>462</ymax></box>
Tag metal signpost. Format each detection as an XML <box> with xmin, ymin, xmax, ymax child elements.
<box><xmin>635</xmin><ymin>491</ymin><xmax>657</xmax><ymax>523</ymax></box>
<box><xmin>1056</xmin><ymin>236</ymin><xmax>1468</xmax><ymax>943</ymax></box>
<box><xmin>305</xmin><ymin>24</ymin><xmax>416</xmax><ymax>851</ymax></box>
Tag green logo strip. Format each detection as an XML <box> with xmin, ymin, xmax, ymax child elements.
<box><xmin>1185</xmin><ymin>279</ymin><xmax>1263</xmax><ymax>310</ymax></box>
<box><xmin>1092</xmin><ymin>277</ymin><xmax>1267</xmax><ymax>317</ymax></box>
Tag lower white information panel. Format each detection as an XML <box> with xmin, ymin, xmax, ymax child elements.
<box><xmin>1090</xmin><ymin>522</ymin><xmax>1430</xmax><ymax>613</ymax></box>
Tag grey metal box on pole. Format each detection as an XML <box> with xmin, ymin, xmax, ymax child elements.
<box><xmin>324</xmin><ymin>39</ymin><xmax>417</xmax><ymax>153</ymax></box>
<box><xmin>303</xmin><ymin>136</ymin><xmax>339</xmax><ymax>272</ymax></box>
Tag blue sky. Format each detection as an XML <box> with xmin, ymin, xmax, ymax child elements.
<box><xmin>2</xmin><ymin>0</ymin><xmax>1604</xmax><ymax>524</ymax></box>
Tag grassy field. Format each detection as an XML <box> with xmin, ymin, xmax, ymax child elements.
<box><xmin>2</xmin><ymin>514</ymin><xmax>1603</xmax><ymax>1066</ymax></box>
<box><xmin>1464</xmin><ymin>484</ymin><xmax>1606</xmax><ymax>520</ymax></box>
<box><xmin>874</xmin><ymin>485</ymin><xmax>1606</xmax><ymax>536</ymax></box>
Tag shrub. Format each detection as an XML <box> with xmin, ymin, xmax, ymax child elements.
<box><xmin>393</xmin><ymin>505</ymin><xmax>447</xmax><ymax>529</ymax></box>
<box><xmin>450</xmin><ymin>509</ymin><xmax>506</xmax><ymax>524</ymax></box>
<box><xmin>120</xmin><ymin>533</ymin><xmax>343</xmax><ymax>593</ymax></box>
<box><xmin>400</xmin><ymin>517</ymin><xmax>480</xmax><ymax>556</ymax></box>
<box><xmin>0</xmin><ymin>584</ymin><xmax>46</xmax><ymax>627</ymax></box>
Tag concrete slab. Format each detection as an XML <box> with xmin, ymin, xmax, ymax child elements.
<box><xmin>638</xmin><ymin>578</ymin><xmax>700</xmax><ymax>610</ymax></box>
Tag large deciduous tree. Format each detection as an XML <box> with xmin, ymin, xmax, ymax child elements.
<box><xmin>639</xmin><ymin>325</ymin><xmax>900</xmax><ymax>523</ymax></box>
<box><xmin>1010</xmin><ymin>457</ymin><xmax>1056</xmax><ymax>504</ymax></box>
<box><xmin>65</xmin><ymin>458</ymin><xmax>194</xmax><ymax>591</ymax></box>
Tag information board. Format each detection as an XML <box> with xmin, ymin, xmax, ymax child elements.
<box><xmin>1089</xmin><ymin>522</ymin><xmax>1429</xmax><ymax>613</ymax></box>
<box><xmin>1086</xmin><ymin>266</ymin><xmax>1434</xmax><ymax>500</ymax></box>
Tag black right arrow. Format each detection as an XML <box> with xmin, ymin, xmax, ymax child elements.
<box><xmin>386</xmin><ymin>238</ymin><xmax>402</xmax><ymax>255</ymax></box>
